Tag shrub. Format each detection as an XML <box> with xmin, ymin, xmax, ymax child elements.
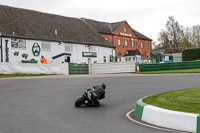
<box><xmin>182</xmin><ymin>48</ymin><xmax>200</xmax><ymax>61</ymax></box>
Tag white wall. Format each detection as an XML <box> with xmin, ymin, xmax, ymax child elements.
<box><xmin>118</xmin><ymin>55</ymin><xmax>148</xmax><ymax>63</ymax></box>
<box><xmin>72</xmin><ymin>45</ymin><xmax>115</xmax><ymax>64</ymax></box>
<box><xmin>142</xmin><ymin>105</ymin><xmax>198</xmax><ymax>133</ymax></box>
<box><xmin>1</xmin><ymin>37</ymin><xmax>115</xmax><ymax>64</ymax></box>
<box><xmin>89</xmin><ymin>62</ymin><xmax>135</xmax><ymax>74</ymax></box>
<box><xmin>96</xmin><ymin>46</ymin><xmax>115</xmax><ymax>63</ymax></box>
<box><xmin>1</xmin><ymin>38</ymin><xmax>65</xmax><ymax>64</ymax></box>
<box><xmin>0</xmin><ymin>63</ymin><xmax>69</xmax><ymax>75</ymax></box>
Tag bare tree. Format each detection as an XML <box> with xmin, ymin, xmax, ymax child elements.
<box><xmin>158</xmin><ymin>16</ymin><xmax>184</xmax><ymax>48</ymax></box>
<box><xmin>158</xmin><ymin>30</ymin><xmax>169</xmax><ymax>48</ymax></box>
<box><xmin>157</xmin><ymin>16</ymin><xmax>200</xmax><ymax>49</ymax></box>
<box><xmin>179</xmin><ymin>26</ymin><xmax>193</xmax><ymax>48</ymax></box>
<box><xmin>152</xmin><ymin>41</ymin><xmax>157</xmax><ymax>49</ymax></box>
<box><xmin>191</xmin><ymin>25</ymin><xmax>200</xmax><ymax>47</ymax></box>
<box><xmin>166</xmin><ymin>16</ymin><xmax>184</xmax><ymax>48</ymax></box>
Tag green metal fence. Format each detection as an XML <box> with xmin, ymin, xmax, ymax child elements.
<box><xmin>150</xmin><ymin>52</ymin><xmax>162</xmax><ymax>63</ymax></box>
<box><xmin>68</xmin><ymin>63</ymin><xmax>89</xmax><ymax>74</ymax></box>
<box><xmin>139</xmin><ymin>61</ymin><xmax>200</xmax><ymax>72</ymax></box>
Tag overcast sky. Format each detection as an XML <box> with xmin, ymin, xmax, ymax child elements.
<box><xmin>0</xmin><ymin>0</ymin><xmax>200</xmax><ymax>43</ymax></box>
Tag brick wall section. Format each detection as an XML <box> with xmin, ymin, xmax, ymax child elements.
<box><xmin>101</xmin><ymin>22</ymin><xmax>152</xmax><ymax>60</ymax></box>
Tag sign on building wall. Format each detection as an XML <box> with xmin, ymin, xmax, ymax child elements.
<box><xmin>120</xmin><ymin>32</ymin><xmax>132</xmax><ymax>37</ymax></box>
<box><xmin>32</xmin><ymin>43</ymin><xmax>41</xmax><ymax>56</ymax></box>
<box><xmin>82</xmin><ymin>52</ymin><xmax>97</xmax><ymax>57</ymax></box>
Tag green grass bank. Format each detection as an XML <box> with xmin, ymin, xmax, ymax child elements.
<box><xmin>143</xmin><ymin>88</ymin><xmax>200</xmax><ymax>114</ymax></box>
<box><xmin>0</xmin><ymin>73</ymin><xmax>55</xmax><ymax>78</ymax></box>
<box><xmin>136</xmin><ymin>68</ymin><xmax>200</xmax><ymax>74</ymax></box>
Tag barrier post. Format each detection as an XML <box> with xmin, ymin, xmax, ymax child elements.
<box><xmin>136</xmin><ymin>63</ymin><xmax>140</xmax><ymax>73</ymax></box>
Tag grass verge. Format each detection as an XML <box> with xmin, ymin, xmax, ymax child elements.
<box><xmin>137</xmin><ymin>68</ymin><xmax>200</xmax><ymax>74</ymax></box>
<box><xmin>143</xmin><ymin>88</ymin><xmax>200</xmax><ymax>114</ymax></box>
<box><xmin>0</xmin><ymin>73</ymin><xmax>55</xmax><ymax>78</ymax></box>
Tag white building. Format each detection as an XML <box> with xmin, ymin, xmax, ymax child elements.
<box><xmin>123</xmin><ymin>50</ymin><xmax>142</xmax><ymax>63</ymax></box>
<box><xmin>152</xmin><ymin>48</ymin><xmax>183</xmax><ymax>63</ymax></box>
<box><xmin>0</xmin><ymin>5</ymin><xmax>115</xmax><ymax>64</ymax></box>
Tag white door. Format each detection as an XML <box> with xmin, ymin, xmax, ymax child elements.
<box><xmin>88</xmin><ymin>58</ymin><xmax>91</xmax><ymax>64</ymax></box>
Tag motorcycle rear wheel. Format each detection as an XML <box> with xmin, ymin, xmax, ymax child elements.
<box><xmin>75</xmin><ymin>96</ymin><xmax>85</xmax><ymax>107</ymax></box>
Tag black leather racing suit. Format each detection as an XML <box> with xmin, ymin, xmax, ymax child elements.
<box><xmin>87</xmin><ymin>85</ymin><xmax>105</xmax><ymax>106</ymax></box>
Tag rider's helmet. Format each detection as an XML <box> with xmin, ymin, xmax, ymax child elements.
<box><xmin>101</xmin><ymin>83</ymin><xmax>106</xmax><ymax>89</ymax></box>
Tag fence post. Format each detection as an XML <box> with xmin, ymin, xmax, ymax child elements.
<box><xmin>88</xmin><ymin>63</ymin><xmax>91</xmax><ymax>75</ymax></box>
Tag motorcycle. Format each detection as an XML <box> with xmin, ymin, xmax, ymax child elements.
<box><xmin>75</xmin><ymin>90</ymin><xmax>99</xmax><ymax>107</ymax></box>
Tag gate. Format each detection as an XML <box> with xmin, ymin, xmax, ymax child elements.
<box><xmin>89</xmin><ymin>62</ymin><xmax>135</xmax><ymax>74</ymax></box>
<box><xmin>68</xmin><ymin>63</ymin><xmax>89</xmax><ymax>74</ymax></box>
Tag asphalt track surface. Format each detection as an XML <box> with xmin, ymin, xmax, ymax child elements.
<box><xmin>0</xmin><ymin>73</ymin><xmax>200</xmax><ymax>133</ymax></box>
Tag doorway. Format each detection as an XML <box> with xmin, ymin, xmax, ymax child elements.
<box><xmin>65</xmin><ymin>56</ymin><xmax>70</xmax><ymax>63</ymax></box>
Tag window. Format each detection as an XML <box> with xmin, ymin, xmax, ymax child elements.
<box><xmin>65</xmin><ymin>44</ymin><xmax>73</xmax><ymax>52</ymax></box>
<box><xmin>65</xmin><ymin>56</ymin><xmax>70</xmax><ymax>62</ymax></box>
<box><xmin>118</xmin><ymin>53</ymin><xmax>121</xmax><ymax>62</ymax></box>
<box><xmin>128</xmin><ymin>57</ymin><xmax>131</xmax><ymax>61</ymax></box>
<box><xmin>104</xmin><ymin>56</ymin><xmax>106</xmax><ymax>63</ymax></box>
<box><xmin>131</xmin><ymin>38</ymin><xmax>134</xmax><ymax>47</ymax></box>
<box><xmin>125</xmin><ymin>57</ymin><xmax>128</xmax><ymax>61</ymax></box>
<box><xmin>118</xmin><ymin>39</ymin><xmax>121</xmax><ymax>45</ymax></box>
<box><xmin>131</xmin><ymin>41</ymin><xmax>134</xmax><ymax>47</ymax></box>
<box><xmin>124</xmin><ymin>27</ymin><xmax>127</xmax><ymax>33</ymax></box>
<box><xmin>141</xmin><ymin>42</ymin><xmax>144</xmax><ymax>48</ymax></box>
<box><xmin>11</xmin><ymin>38</ymin><xmax>26</xmax><ymax>49</ymax></box>
<box><xmin>119</xmin><ymin>57</ymin><xmax>121</xmax><ymax>62</ymax></box>
<box><xmin>42</xmin><ymin>41</ymin><xmax>51</xmax><ymax>51</ymax></box>
<box><xmin>125</xmin><ymin>40</ymin><xmax>128</xmax><ymax>47</ymax></box>
<box><xmin>147</xmin><ymin>44</ymin><xmax>149</xmax><ymax>49</ymax></box>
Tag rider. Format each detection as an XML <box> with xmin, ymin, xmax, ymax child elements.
<box><xmin>86</xmin><ymin>83</ymin><xmax>106</xmax><ymax>106</ymax></box>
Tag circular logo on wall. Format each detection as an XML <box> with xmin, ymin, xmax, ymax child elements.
<box><xmin>32</xmin><ymin>43</ymin><xmax>41</xmax><ymax>56</ymax></box>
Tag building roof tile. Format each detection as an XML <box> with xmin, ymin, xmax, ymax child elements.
<box><xmin>82</xmin><ymin>18</ymin><xmax>152</xmax><ymax>41</ymax></box>
<box><xmin>0</xmin><ymin>5</ymin><xmax>115</xmax><ymax>48</ymax></box>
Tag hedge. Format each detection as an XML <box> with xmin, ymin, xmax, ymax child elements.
<box><xmin>182</xmin><ymin>48</ymin><xmax>200</xmax><ymax>61</ymax></box>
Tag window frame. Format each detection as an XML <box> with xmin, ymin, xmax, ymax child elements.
<box><xmin>118</xmin><ymin>39</ymin><xmax>121</xmax><ymax>46</ymax></box>
<box><xmin>125</xmin><ymin>40</ymin><xmax>128</xmax><ymax>47</ymax></box>
<box><xmin>65</xmin><ymin>44</ymin><xmax>73</xmax><ymax>52</ymax></box>
<box><xmin>141</xmin><ymin>42</ymin><xmax>144</xmax><ymax>48</ymax></box>
<box><xmin>128</xmin><ymin>57</ymin><xmax>131</xmax><ymax>61</ymax></box>
<box><xmin>124</xmin><ymin>27</ymin><xmax>127</xmax><ymax>33</ymax></box>
<box><xmin>147</xmin><ymin>43</ymin><xmax>149</xmax><ymax>49</ymax></box>
<box><xmin>103</xmin><ymin>56</ymin><xmax>106</xmax><ymax>63</ymax></box>
<box><xmin>41</xmin><ymin>41</ymin><xmax>51</xmax><ymax>51</ymax></box>
<box><xmin>131</xmin><ymin>41</ymin><xmax>134</xmax><ymax>47</ymax></box>
<box><xmin>11</xmin><ymin>38</ymin><xmax>26</xmax><ymax>49</ymax></box>
<box><xmin>125</xmin><ymin>57</ymin><xmax>128</xmax><ymax>61</ymax></box>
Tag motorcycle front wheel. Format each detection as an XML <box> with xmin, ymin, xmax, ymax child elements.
<box><xmin>75</xmin><ymin>96</ymin><xmax>85</xmax><ymax>107</ymax></box>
